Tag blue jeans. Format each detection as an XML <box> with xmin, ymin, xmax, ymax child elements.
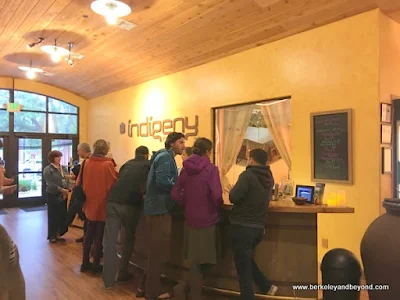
<box><xmin>231</xmin><ymin>224</ymin><xmax>272</xmax><ymax>300</ymax></box>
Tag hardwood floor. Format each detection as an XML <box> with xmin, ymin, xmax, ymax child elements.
<box><xmin>0</xmin><ymin>208</ymin><xmax>368</xmax><ymax>300</ymax></box>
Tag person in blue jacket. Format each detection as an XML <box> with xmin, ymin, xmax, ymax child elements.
<box><xmin>143</xmin><ymin>132</ymin><xmax>185</xmax><ymax>300</ymax></box>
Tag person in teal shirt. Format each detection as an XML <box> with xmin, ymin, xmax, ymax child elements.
<box><xmin>143</xmin><ymin>132</ymin><xmax>185</xmax><ymax>300</ymax></box>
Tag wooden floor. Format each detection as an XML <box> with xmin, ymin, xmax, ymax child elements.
<box><xmin>0</xmin><ymin>208</ymin><xmax>369</xmax><ymax>300</ymax></box>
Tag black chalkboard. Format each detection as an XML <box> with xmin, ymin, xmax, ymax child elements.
<box><xmin>311</xmin><ymin>109</ymin><xmax>352</xmax><ymax>184</ymax></box>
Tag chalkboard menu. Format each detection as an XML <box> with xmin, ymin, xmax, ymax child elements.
<box><xmin>311</xmin><ymin>109</ymin><xmax>353</xmax><ymax>184</ymax></box>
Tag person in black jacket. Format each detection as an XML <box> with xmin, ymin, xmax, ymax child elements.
<box><xmin>65</xmin><ymin>142</ymin><xmax>91</xmax><ymax>243</ymax></box>
<box><xmin>102</xmin><ymin>146</ymin><xmax>150</xmax><ymax>289</ymax></box>
<box><xmin>229</xmin><ymin>148</ymin><xmax>278</xmax><ymax>299</ymax></box>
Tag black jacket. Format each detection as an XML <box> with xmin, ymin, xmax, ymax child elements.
<box><xmin>229</xmin><ymin>165</ymin><xmax>274</xmax><ymax>228</ymax></box>
<box><xmin>107</xmin><ymin>156</ymin><xmax>150</xmax><ymax>206</ymax></box>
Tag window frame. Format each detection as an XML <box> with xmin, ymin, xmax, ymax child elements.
<box><xmin>0</xmin><ymin>88</ymin><xmax>80</xmax><ymax>137</ymax></box>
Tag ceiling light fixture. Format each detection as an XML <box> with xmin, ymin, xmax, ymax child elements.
<box><xmin>65</xmin><ymin>42</ymin><xmax>75</xmax><ymax>66</ymax></box>
<box><xmin>40</xmin><ymin>39</ymin><xmax>69</xmax><ymax>63</ymax></box>
<box><xmin>91</xmin><ymin>0</ymin><xmax>132</xmax><ymax>25</ymax></box>
<box><xmin>18</xmin><ymin>61</ymin><xmax>44</xmax><ymax>80</ymax></box>
<box><xmin>27</xmin><ymin>37</ymin><xmax>44</xmax><ymax>49</ymax></box>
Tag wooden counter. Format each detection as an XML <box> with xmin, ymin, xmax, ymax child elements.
<box><xmin>224</xmin><ymin>200</ymin><xmax>355</xmax><ymax>214</ymax></box>
<box><xmin>127</xmin><ymin>201</ymin><xmax>354</xmax><ymax>299</ymax></box>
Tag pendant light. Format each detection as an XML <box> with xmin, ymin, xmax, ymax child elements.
<box><xmin>91</xmin><ymin>0</ymin><xmax>132</xmax><ymax>25</ymax></box>
<box><xmin>18</xmin><ymin>60</ymin><xmax>43</xmax><ymax>80</ymax></box>
<box><xmin>41</xmin><ymin>39</ymin><xmax>69</xmax><ymax>63</ymax></box>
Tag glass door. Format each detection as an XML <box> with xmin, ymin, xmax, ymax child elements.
<box><xmin>51</xmin><ymin>139</ymin><xmax>74</xmax><ymax>169</ymax></box>
<box><xmin>17</xmin><ymin>138</ymin><xmax>43</xmax><ymax>201</ymax></box>
<box><xmin>0</xmin><ymin>137</ymin><xmax>11</xmax><ymax>205</ymax></box>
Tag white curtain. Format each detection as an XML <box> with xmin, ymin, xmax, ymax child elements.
<box><xmin>216</xmin><ymin>105</ymin><xmax>253</xmax><ymax>203</ymax></box>
<box><xmin>260</xmin><ymin>99</ymin><xmax>292</xmax><ymax>176</ymax></box>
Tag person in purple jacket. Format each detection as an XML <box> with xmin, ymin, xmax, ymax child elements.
<box><xmin>171</xmin><ymin>137</ymin><xmax>223</xmax><ymax>300</ymax></box>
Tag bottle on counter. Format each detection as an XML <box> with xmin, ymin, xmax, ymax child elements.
<box><xmin>273</xmin><ymin>183</ymin><xmax>279</xmax><ymax>200</ymax></box>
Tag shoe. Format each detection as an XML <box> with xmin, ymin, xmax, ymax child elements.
<box><xmin>157</xmin><ymin>292</ymin><xmax>172</xmax><ymax>299</ymax></box>
<box><xmin>80</xmin><ymin>262</ymin><xmax>93</xmax><ymax>272</ymax></box>
<box><xmin>105</xmin><ymin>284</ymin><xmax>114</xmax><ymax>290</ymax></box>
<box><xmin>267</xmin><ymin>285</ymin><xmax>278</xmax><ymax>296</ymax></box>
<box><xmin>55</xmin><ymin>237</ymin><xmax>65</xmax><ymax>242</ymax></box>
<box><xmin>92</xmin><ymin>264</ymin><xmax>103</xmax><ymax>274</ymax></box>
<box><xmin>117</xmin><ymin>273</ymin><xmax>134</xmax><ymax>283</ymax></box>
<box><xmin>49</xmin><ymin>238</ymin><xmax>57</xmax><ymax>243</ymax></box>
<box><xmin>144</xmin><ymin>292</ymin><xmax>172</xmax><ymax>300</ymax></box>
<box><xmin>75</xmin><ymin>236</ymin><xmax>84</xmax><ymax>243</ymax></box>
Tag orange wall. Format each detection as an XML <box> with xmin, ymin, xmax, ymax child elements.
<box><xmin>379</xmin><ymin>13</ymin><xmax>400</xmax><ymax>213</ymax></box>
<box><xmin>0</xmin><ymin>77</ymin><xmax>88</xmax><ymax>141</ymax></box>
<box><xmin>88</xmin><ymin>10</ymin><xmax>381</xmax><ymax>264</ymax></box>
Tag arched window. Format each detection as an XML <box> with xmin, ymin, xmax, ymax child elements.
<box><xmin>0</xmin><ymin>90</ymin><xmax>79</xmax><ymax>134</ymax></box>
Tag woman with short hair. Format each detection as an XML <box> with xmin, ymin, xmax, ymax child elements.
<box><xmin>43</xmin><ymin>150</ymin><xmax>71</xmax><ymax>243</ymax></box>
<box><xmin>77</xmin><ymin>139</ymin><xmax>118</xmax><ymax>274</ymax></box>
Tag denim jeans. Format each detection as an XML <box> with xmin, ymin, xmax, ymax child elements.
<box><xmin>231</xmin><ymin>224</ymin><xmax>272</xmax><ymax>300</ymax></box>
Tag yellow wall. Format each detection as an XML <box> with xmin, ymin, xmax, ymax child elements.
<box><xmin>379</xmin><ymin>13</ymin><xmax>400</xmax><ymax>213</ymax></box>
<box><xmin>88</xmin><ymin>10</ymin><xmax>381</xmax><ymax>264</ymax></box>
<box><xmin>0</xmin><ymin>77</ymin><xmax>88</xmax><ymax>142</ymax></box>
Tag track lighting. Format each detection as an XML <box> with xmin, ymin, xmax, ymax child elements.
<box><xmin>27</xmin><ymin>37</ymin><xmax>44</xmax><ymax>49</ymax></box>
<box><xmin>66</xmin><ymin>43</ymin><xmax>75</xmax><ymax>66</ymax></box>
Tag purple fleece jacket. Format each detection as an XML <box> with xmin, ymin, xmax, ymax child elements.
<box><xmin>171</xmin><ymin>154</ymin><xmax>223</xmax><ymax>228</ymax></box>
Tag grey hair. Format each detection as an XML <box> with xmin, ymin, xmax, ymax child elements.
<box><xmin>93</xmin><ymin>139</ymin><xmax>109</xmax><ymax>156</ymax></box>
<box><xmin>78</xmin><ymin>142</ymin><xmax>91</xmax><ymax>153</ymax></box>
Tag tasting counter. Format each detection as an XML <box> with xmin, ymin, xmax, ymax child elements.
<box><xmin>126</xmin><ymin>200</ymin><xmax>354</xmax><ymax>299</ymax></box>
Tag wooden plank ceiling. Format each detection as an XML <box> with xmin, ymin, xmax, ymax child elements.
<box><xmin>0</xmin><ymin>0</ymin><xmax>399</xmax><ymax>99</ymax></box>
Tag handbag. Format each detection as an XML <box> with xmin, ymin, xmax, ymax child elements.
<box><xmin>72</xmin><ymin>160</ymin><xmax>86</xmax><ymax>206</ymax></box>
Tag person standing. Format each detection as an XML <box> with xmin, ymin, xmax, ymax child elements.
<box><xmin>103</xmin><ymin>146</ymin><xmax>151</xmax><ymax>289</ymax></box>
<box><xmin>0</xmin><ymin>140</ymin><xmax>25</xmax><ymax>300</ymax></box>
<box><xmin>43</xmin><ymin>150</ymin><xmax>71</xmax><ymax>243</ymax></box>
<box><xmin>77</xmin><ymin>139</ymin><xmax>118</xmax><ymax>274</ymax></box>
<box><xmin>181</xmin><ymin>146</ymin><xmax>192</xmax><ymax>161</ymax></box>
<box><xmin>0</xmin><ymin>224</ymin><xmax>26</xmax><ymax>300</ymax></box>
<box><xmin>171</xmin><ymin>138</ymin><xmax>223</xmax><ymax>300</ymax></box>
<box><xmin>66</xmin><ymin>142</ymin><xmax>91</xmax><ymax>243</ymax></box>
<box><xmin>229</xmin><ymin>148</ymin><xmax>278</xmax><ymax>299</ymax></box>
<box><xmin>144</xmin><ymin>132</ymin><xmax>185</xmax><ymax>300</ymax></box>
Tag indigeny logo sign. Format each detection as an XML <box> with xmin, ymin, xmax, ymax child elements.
<box><xmin>120</xmin><ymin>115</ymin><xmax>199</xmax><ymax>142</ymax></box>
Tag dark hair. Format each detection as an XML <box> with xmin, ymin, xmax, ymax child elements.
<box><xmin>165</xmin><ymin>132</ymin><xmax>185</xmax><ymax>149</ymax></box>
<box><xmin>135</xmin><ymin>145</ymin><xmax>149</xmax><ymax>157</ymax></box>
<box><xmin>0</xmin><ymin>139</ymin><xmax>3</xmax><ymax>148</ymax></box>
<box><xmin>193</xmin><ymin>138</ymin><xmax>213</xmax><ymax>156</ymax></box>
<box><xmin>184</xmin><ymin>147</ymin><xmax>193</xmax><ymax>156</ymax></box>
<box><xmin>249</xmin><ymin>148</ymin><xmax>268</xmax><ymax>165</ymax></box>
<box><xmin>48</xmin><ymin>150</ymin><xmax>63</xmax><ymax>163</ymax></box>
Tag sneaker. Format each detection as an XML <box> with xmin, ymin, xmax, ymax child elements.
<box><xmin>105</xmin><ymin>284</ymin><xmax>114</xmax><ymax>290</ymax></box>
<box><xmin>267</xmin><ymin>285</ymin><xmax>278</xmax><ymax>296</ymax></box>
<box><xmin>144</xmin><ymin>291</ymin><xmax>172</xmax><ymax>300</ymax></box>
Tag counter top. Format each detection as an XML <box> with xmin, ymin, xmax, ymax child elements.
<box><xmin>223</xmin><ymin>200</ymin><xmax>354</xmax><ymax>214</ymax></box>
